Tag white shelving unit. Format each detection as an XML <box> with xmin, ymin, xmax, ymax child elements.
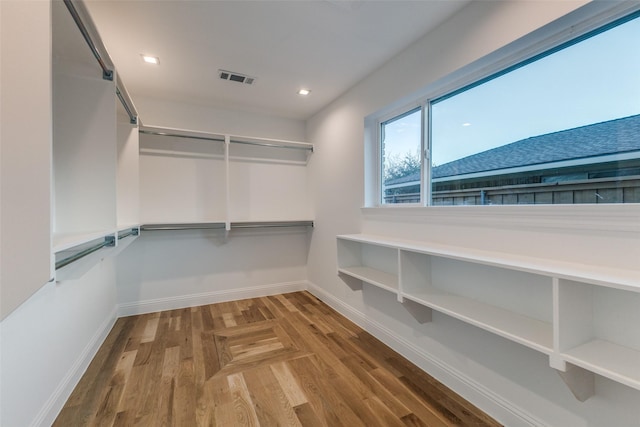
<box><xmin>556</xmin><ymin>279</ymin><xmax>640</xmax><ymax>391</ymax></box>
<box><xmin>51</xmin><ymin>0</ymin><xmax>140</xmax><ymax>280</ymax></box>
<box><xmin>138</xmin><ymin>125</ymin><xmax>314</xmax><ymax>229</ymax></box>
<box><xmin>336</xmin><ymin>233</ymin><xmax>640</xmax><ymax>400</ymax></box>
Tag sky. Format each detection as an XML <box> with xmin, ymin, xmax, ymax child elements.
<box><xmin>383</xmin><ymin>13</ymin><xmax>640</xmax><ymax>169</ymax></box>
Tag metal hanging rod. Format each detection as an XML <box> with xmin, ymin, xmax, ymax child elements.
<box><xmin>139</xmin><ymin>127</ymin><xmax>312</xmax><ymax>152</ymax></box>
<box><xmin>230</xmin><ymin>139</ymin><xmax>313</xmax><ymax>152</ymax></box>
<box><xmin>139</xmin><ymin>129</ymin><xmax>225</xmax><ymax>143</ymax></box>
<box><xmin>140</xmin><ymin>222</ymin><xmax>227</xmax><ymax>231</ymax></box>
<box><xmin>63</xmin><ymin>0</ymin><xmax>113</xmax><ymax>81</ymax></box>
<box><xmin>230</xmin><ymin>221</ymin><xmax>314</xmax><ymax>229</ymax></box>
<box><xmin>55</xmin><ymin>236</ymin><xmax>115</xmax><ymax>270</ymax></box>
<box><xmin>118</xmin><ymin>228</ymin><xmax>140</xmax><ymax>240</ymax></box>
<box><xmin>116</xmin><ymin>87</ymin><xmax>138</xmax><ymax>125</ymax></box>
<box><xmin>140</xmin><ymin>221</ymin><xmax>314</xmax><ymax>232</ymax></box>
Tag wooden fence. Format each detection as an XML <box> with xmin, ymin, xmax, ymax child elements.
<box><xmin>384</xmin><ymin>175</ymin><xmax>640</xmax><ymax>205</ymax></box>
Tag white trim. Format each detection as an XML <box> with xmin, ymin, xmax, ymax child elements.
<box><xmin>117</xmin><ymin>280</ymin><xmax>307</xmax><ymax>316</ymax></box>
<box><xmin>306</xmin><ymin>281</ymin><xmax>550</xmax><ymax>427</ymax></box>
<box><xmin>362</xmin><ymin>203</ymin><xmax>640</xmax><ymax>234</ymax></box>
<box><xmin>32</xmin><ymin>307</ymin><xmax>118</xmax><ymax>427</ymax></box>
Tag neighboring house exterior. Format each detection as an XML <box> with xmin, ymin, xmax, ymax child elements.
<box><xmin>384</xmin><ymin>114</ymin><xmax>640</xmax><ymax>204</ymax></box>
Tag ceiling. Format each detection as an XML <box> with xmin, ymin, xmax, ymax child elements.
<box><xmin>81</xmin><ymin>0</ymin><xmax>470</xmax><ymax>121</ymax></box>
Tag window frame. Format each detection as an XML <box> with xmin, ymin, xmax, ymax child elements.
<box><xmin>377</xmin><ymin>105</ymin><xmax>425</xmax><ymax>206</ymax></box>
<box><xmin>366</xmin><ymin>1</ymin><xmax>640</xmax><ymax>209</ymax></box>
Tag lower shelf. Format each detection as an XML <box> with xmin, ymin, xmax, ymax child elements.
<box><xmin>403</xmin><ymin>291</ymin><xmax>554</xmax><ymax>354</ymax></box>
<box><xmin>338</xmin><ymin>266</ymin><xmax>399</xmax><ymax>293</ymax></box>
<box><xmin>562</xmin><ymin>339</ymin><xmax>640</xmax><ymax>391</ymax></box>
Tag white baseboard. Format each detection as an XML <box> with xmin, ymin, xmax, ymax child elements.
<box><xmin>306</xmin><ymin>281</ymin><xmax>549</xmax><ymax>427</ymax></box>
<box><xmin>117</xmin><ymin>280</ymin><xmax>308</xmax><ymax>317</ymax></box>
<box><xmin>32</xmin><ymin>307</ymin><xmax>118</xmax><ymax>427</ymax></box>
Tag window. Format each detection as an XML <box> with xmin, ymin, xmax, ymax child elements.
<box><xmin>380</xmin><ymin>108</ymin><xmax>422</xmax><ymax>204</ymax></box>
<box><xmin>374</xmin><ymin>7</ymin><xmax>640</xmax><ymax>206</ymax></box>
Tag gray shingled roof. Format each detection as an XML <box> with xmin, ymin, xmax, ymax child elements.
<box><xmin>386</xmin><ymin>114</ymin><xmax>640</xmax><ymax>185</ymax></box>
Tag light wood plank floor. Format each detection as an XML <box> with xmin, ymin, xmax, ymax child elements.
<box><xmin>54</xmin><ymin>291</ymin><xmax>502</xmax><ymax>426</ymax></box>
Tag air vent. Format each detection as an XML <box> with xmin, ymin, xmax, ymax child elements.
<box><xmin>219</xmin><ymin>69</ymin><xmax>255</xmax><ymax>85</ymax></box>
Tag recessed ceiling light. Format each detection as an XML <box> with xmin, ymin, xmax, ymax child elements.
<box><xmin>141</xmin><ymin>55</ymin><xmax>159</xmax><ymax>65</ymax></box>
<box><xmin>298</xmin><ymin>89</ymin><xmax>311</xmax><ymax>96</ymax></box>
<box><xmin>462</xmin><ymin>122</ymin><xmax>471</xmax><ymax>127</ymax></box>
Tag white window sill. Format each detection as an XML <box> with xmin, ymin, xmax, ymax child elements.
<box><xmin>361</xmin><ymin>204</ymin><xmax>640</xmax><ymax>234</ymax></box>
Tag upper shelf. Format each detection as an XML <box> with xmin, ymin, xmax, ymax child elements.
<box><xmin>337</xmin><ymin>234</ymin><xmax>640</xmax><ymax>292</ymax></box>
<box><xmin>139</xmin><ymin>124</ymin><xmax>313</xmax><ymax>152</ymax></box>
<box><xmin>140</xmin><ymin>220</ymin><xmax>314</xmax><ymax>232</ymax></box>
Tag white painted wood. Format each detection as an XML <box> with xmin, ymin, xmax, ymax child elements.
<box><xmin>138</xmin><ymin>124</ymin><xmax>312</xmax><ymax>224</ymax></box>
<box><xmin>338</xmin><ymin>266</ymin><xmax>398</xmax><ymax>293</ymax></box>
<box><xmin>116</xmin><ymin>102</ymin><xmax>140</xmax><ymax>227</ymax></box>
<box><xmin>556</xmin><ymin>281</ymin><xmax>640</xmax><ymax>391</ymax></box>
<box><xmin>562</xmin><ymin>340</ymin><xmax>640</xmax><ymax>391</ymax></box>
<box><xmin>401</xmin><ymin>298</ymin><xmax>433</xmax><ymax>324</ymax></box>
<box><xmin>0</xmin><ymin>261</ymin><xmax>118</xmax><ymax>427</ymax></box>
<box><xmin>556</xmin><ymin>363</ymin><xmax>595</xmax><ymax>402</ymax></box>
<box><xmin>53</xmin><ymin>230</ymin><xmax>115</xmax><ymax>253</ymax></box>
<box><xmin>399</xmin><ymin>250</ymin><xmax>432</xmax><ymax>294</ymax></box>
<box><xmin>556</xmin><ymin>279</ymin><xmax>594</xmax><ymax>352</ymax></box>
<box><xmin>308</xmin><ymin>281</ymin><xmax>552</xmax><ymax>427</ymax></box>
<box><xmin>53</xmin><ymin>48</ymin><xmax>116</xmax><ymax>233</ymax></box>
<box><xmin>403</xmin><ymin>291</ymin><xmax>554</xmax><ymax>354</ymax></box>
<box><xmin>337</xmin><ymin>233</ymin><xmax>640</xmax><ymax>395</ymax></box>
<box><xmin>337</xmin><ymin>238</ymin><xmax>399</xmax><ymax>294</ymax></box>
<box><xmin>0</xmin><ymin>0</ymin><xmax>53</xmax><ymax>319</ymax></box>
<box><xmin>430</xmin><ymin>257</ymin><xmax>553</xmax><ymax>324</ymax></box>
<box><xmin>228</xmin><ymin>147</ymin><xmax>310</xmax><ymax>222</ymax></box>
<box><xmin>339</xmin><ymin>234</ymin><xmax>640</xmax><ymax>292</ymax></box>
<box><xmin>54</xmin><ymin>244</ymin><xmax>117</xmax><ymax>282</ymax></box>
<box><xmin>139</xmin><ymin>132</ymin><xmax>226</xmax><ymax>223</ymax></box>
<box><xmin>52</xmin><ymin>60</ymin><xmax>117</xmax><ymax>234</ymax></box>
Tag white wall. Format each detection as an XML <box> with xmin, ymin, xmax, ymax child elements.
<box><xmin>117</xmin><ymin>97</ymin><xmax>311</xmax><ymax>314</ymax></box>
<box><xmin>306</xmin><ymin>1</ymin><xmax>640</xmax><ymax>426</ymax></box>
<box><xmin>0</xmin><ymin>0</ymin><xmax>53</xmax><ymax>320</ymax></box>
<box><xmin>135</xmin><ymin>95</ymin><xmax>306</xmax><ymax>140</ymax></box>
<box><xmin>0</xmin><ymin>260</ymin><xmax>118</xmax><ymax>427</ymax></box>
<box><xmin>0</xmin><ymin>3</ymin><xmax>126</xmax><ymax>425</ymax></box>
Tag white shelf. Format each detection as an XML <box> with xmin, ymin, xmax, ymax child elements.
<box><xmin>403</xmin><ymin>291</ymin><xmax>553</xmax><ymax>354</ymax></box>
<box><xmin>338</xmin><ymin>266</ymin><xmax>399</xmax><ymax>293</ymax></box>
<box><xmin>562</xmin><ymin>340</ymin><xmax>640</xmax><ymax>391</ymax></box>
<box><xmin>336</xmin><ymin>233</ymin><xmax>640</xmax><ymax>399</ymax></box>
<box><xmin>53</xmin><ymin>230</ymin><xmax>115</xmax><ymax>253</ymax></box>
<box><xmin>339</xmin><ymin>234</ymin><xmax>639</xmax><ymax>293</ymax></box>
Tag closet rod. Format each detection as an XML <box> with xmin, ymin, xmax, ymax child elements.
<box><xmin>140</xmin><ymin>223</ymin><xmax>227</xmax><ymax>231</ymax></box>
<box><xmin>63</xmin><ymin>0</ymin><xmax>113</xmax><ymax>81</ymax></box>
<box><xmin>55</xmin><ymin>236</ymin><xmax>115</xmax><ymax>270</ymax></box>
<box><xmin>118</xmin><ymin>228</ymin><xmax>139</xmax><ymax>240</ymax></box>
<box><xmin>139</xmin><ymin>130</ymin><xmax>225</xmax><ymax>143</ymax></box>
<box><xmin>231</xmin><ymin>139</ymin><xmax>313</xmax><ymax>152</ymax></box>
<box><xmin>230</xmin><ymin>221</ymin><xmax>314</xmax><ymax>229</ymax></box>
<box><xmin>116</xmin><ymin>87</ymin><xmax>138</xmax><ymax>125</ymax></box>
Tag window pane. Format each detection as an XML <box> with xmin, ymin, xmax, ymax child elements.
<box><xmin>430</xmin><ymin>14</ymin><xmax>640</xmax><ymax>206</ymax></box>
<box><xmin>381</xmin><ymin>108</ymin><xmax>422</xmax><ymax>204</ymax></box>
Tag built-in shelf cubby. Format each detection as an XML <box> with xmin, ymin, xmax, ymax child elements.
<box><xmin>336</xmin><ymin>233</ymin><xmax>640</xmax><ymax>400</ymax></box>
<box><xmin>401</xmin><ymin>250</ymin><xmax>553</xmax><ymax>354</ymax></box>
<box><xmin>337</xmin><ymin>238</ymin><xmax>398</xmax><ymax>293</ymax></box>
<box><xmin>556</xmin><ymin>279</ymin><xmax>640</xmax><ymax>391</ymax></box>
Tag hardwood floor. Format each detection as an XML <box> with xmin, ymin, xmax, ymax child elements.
<box><xmin>54</xmin><ymin>292</ymin><xmax>502</xmax><ymax>426</ymax></box>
